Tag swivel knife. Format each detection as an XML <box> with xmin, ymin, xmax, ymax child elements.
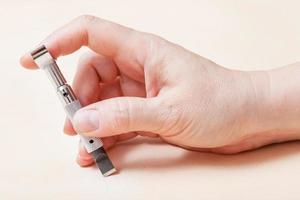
<box><xmin>31</xmin><ymin>45</ymin><xmax>116</xmax><ymax>177</ymax></box>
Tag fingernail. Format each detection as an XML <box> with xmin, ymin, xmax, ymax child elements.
<box><xmin>73</xmin><ymin>109</ymin><xmax>99</xmax><ymax>133</ymax></box>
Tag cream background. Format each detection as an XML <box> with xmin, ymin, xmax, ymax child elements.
<box><xmin>1</xmin><ymin>0</ymin><xmax>300</xmax><ymax>199</ymax></box>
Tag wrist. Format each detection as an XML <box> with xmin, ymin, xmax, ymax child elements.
<box><xmin>245</xmin><ymin>64</ymin><xmax>300</xmax><ymax>139</ymax></box>
<box><xmin>267</xmin><ymin>63</ymin><xmax>300</xmax><ymax>132</ymax></box>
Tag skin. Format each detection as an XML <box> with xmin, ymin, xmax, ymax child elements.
<box><xmin>20</xmin><ymin>15</ymin><xmax>300</xmax><ymax>167</ymax></box>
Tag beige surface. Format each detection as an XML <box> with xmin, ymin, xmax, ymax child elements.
<box><xmin>1</xmin><ymin>0</ymin><xmax>300</xmax><ymax>199</ymax></box>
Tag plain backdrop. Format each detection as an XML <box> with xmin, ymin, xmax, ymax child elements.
<box><xmin>1</xmin><ymin>0</ymin><xmax>300</xmax><ymax>199</ymax></box>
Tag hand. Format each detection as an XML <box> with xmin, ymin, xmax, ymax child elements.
<box><xmin>20</xmin><ymin>15</ymin><xmax>300</xmax><ymax>167</ymax></box>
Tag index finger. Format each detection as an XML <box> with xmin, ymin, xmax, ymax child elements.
<box><xmin>20</xmin><ymin>15</ymin><xmax>149</xmax><ymax>70</ymax></box>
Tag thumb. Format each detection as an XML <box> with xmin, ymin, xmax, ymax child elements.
<box><xmin>73</xmin><ymin>97</ymin><xmax>164</xmax><ymax>137</ymax></box>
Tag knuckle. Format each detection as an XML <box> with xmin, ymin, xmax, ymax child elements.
<box><xmin>146</xmin><ymin>33</ymin><xmax>169</xmax><ymax>51</ymax></box>
<box><xmin>111</xmin><ymin>99</ymin><xmax>131</xmax><ymax>131</ymax></box>
<box><xmin>142</xmin><ymin>33</ymin><xmax>170</xmax><ymax>68</ymax></box>
<box><xmin>78</xmin><ymin>14</ymin><xmax>98</xmax><ymax>24</ymax></box>
<box><xmin>143</xmin><ymin>33</ymin><xmax>161</xmax><ymax>52</ymax></box>
<box><xmin>144</xmin><ymin>33</ymin><xmax>164</xmax><ymax>45</ymax></box>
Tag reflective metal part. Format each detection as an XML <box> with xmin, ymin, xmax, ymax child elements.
<box><xmin>32</xmin><ymin>49</ymin><xmax>66</xmax><ymax>88</ymax></box>
<box><xmin>31</xmin><ymin>45</ymin><xmax>48</xmax><ymax>60</ymax></box>
<box><xmin>91</xmin><ymin>147</ymin><xmax>118</xmax><ymax>176</ymax></box>
<box><xmin>57</xmin><ymin>84</ymin><xmax>77</xmax><ymax>105</ymax></box>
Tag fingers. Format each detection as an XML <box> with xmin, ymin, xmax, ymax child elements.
<box><xmin>77</xmin><ymin>141</ymin><xmax>94</xmax><ymax>167</ymax></box>
<box><xmin>63</xmin><ymin>118</ymin><xmax>76</xmax><ymax>136</ymax></box>
<box><xmin>63</xmin><ymin>51</ymin><xmax>119</xmax><ymax>135</ymax></box>
<box><xmin>78</xmin><ymin>51</ymin><xmax>119</xmax><ymax>84</ymax></box>
<box><xmin>63</xmin><ymin>52</ymin><xmax>149</xmax><ymax>136</ymax></box>
<box><xmin>73</xmin><ymin>96</ymin><xmax>165</xmax><ymax>138</ymax></box>
<box><xmin>72</xmin><ymin>51</ymin><xmax>119</xmax><ymax>105</ymax></box>
<box><xmin>20</xmin><ymin>15</ymin><xmax>150</xmax><ymax>72</ymax></box>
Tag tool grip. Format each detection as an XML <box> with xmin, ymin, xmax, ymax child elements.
<box><xmin>64</xmin><ymin>100</ymin><xmax>103</xmax><ymax>153</ymax></box>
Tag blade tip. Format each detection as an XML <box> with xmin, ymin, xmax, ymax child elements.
<box><xmin>103</xmin><ymin>168</ymin><xmax>117</xmax><ymax>177</ymax></box>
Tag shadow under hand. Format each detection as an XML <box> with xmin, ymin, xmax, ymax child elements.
<box><xmin>105</xmin><ymin>137</ymin><xmax>300</xmax><ymax>172</ymax></box>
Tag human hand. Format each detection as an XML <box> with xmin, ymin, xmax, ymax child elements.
<box><xmin>20</xmin><ymin>15</ymin><xmax>300</xmax><ymax>167</ymax></box>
